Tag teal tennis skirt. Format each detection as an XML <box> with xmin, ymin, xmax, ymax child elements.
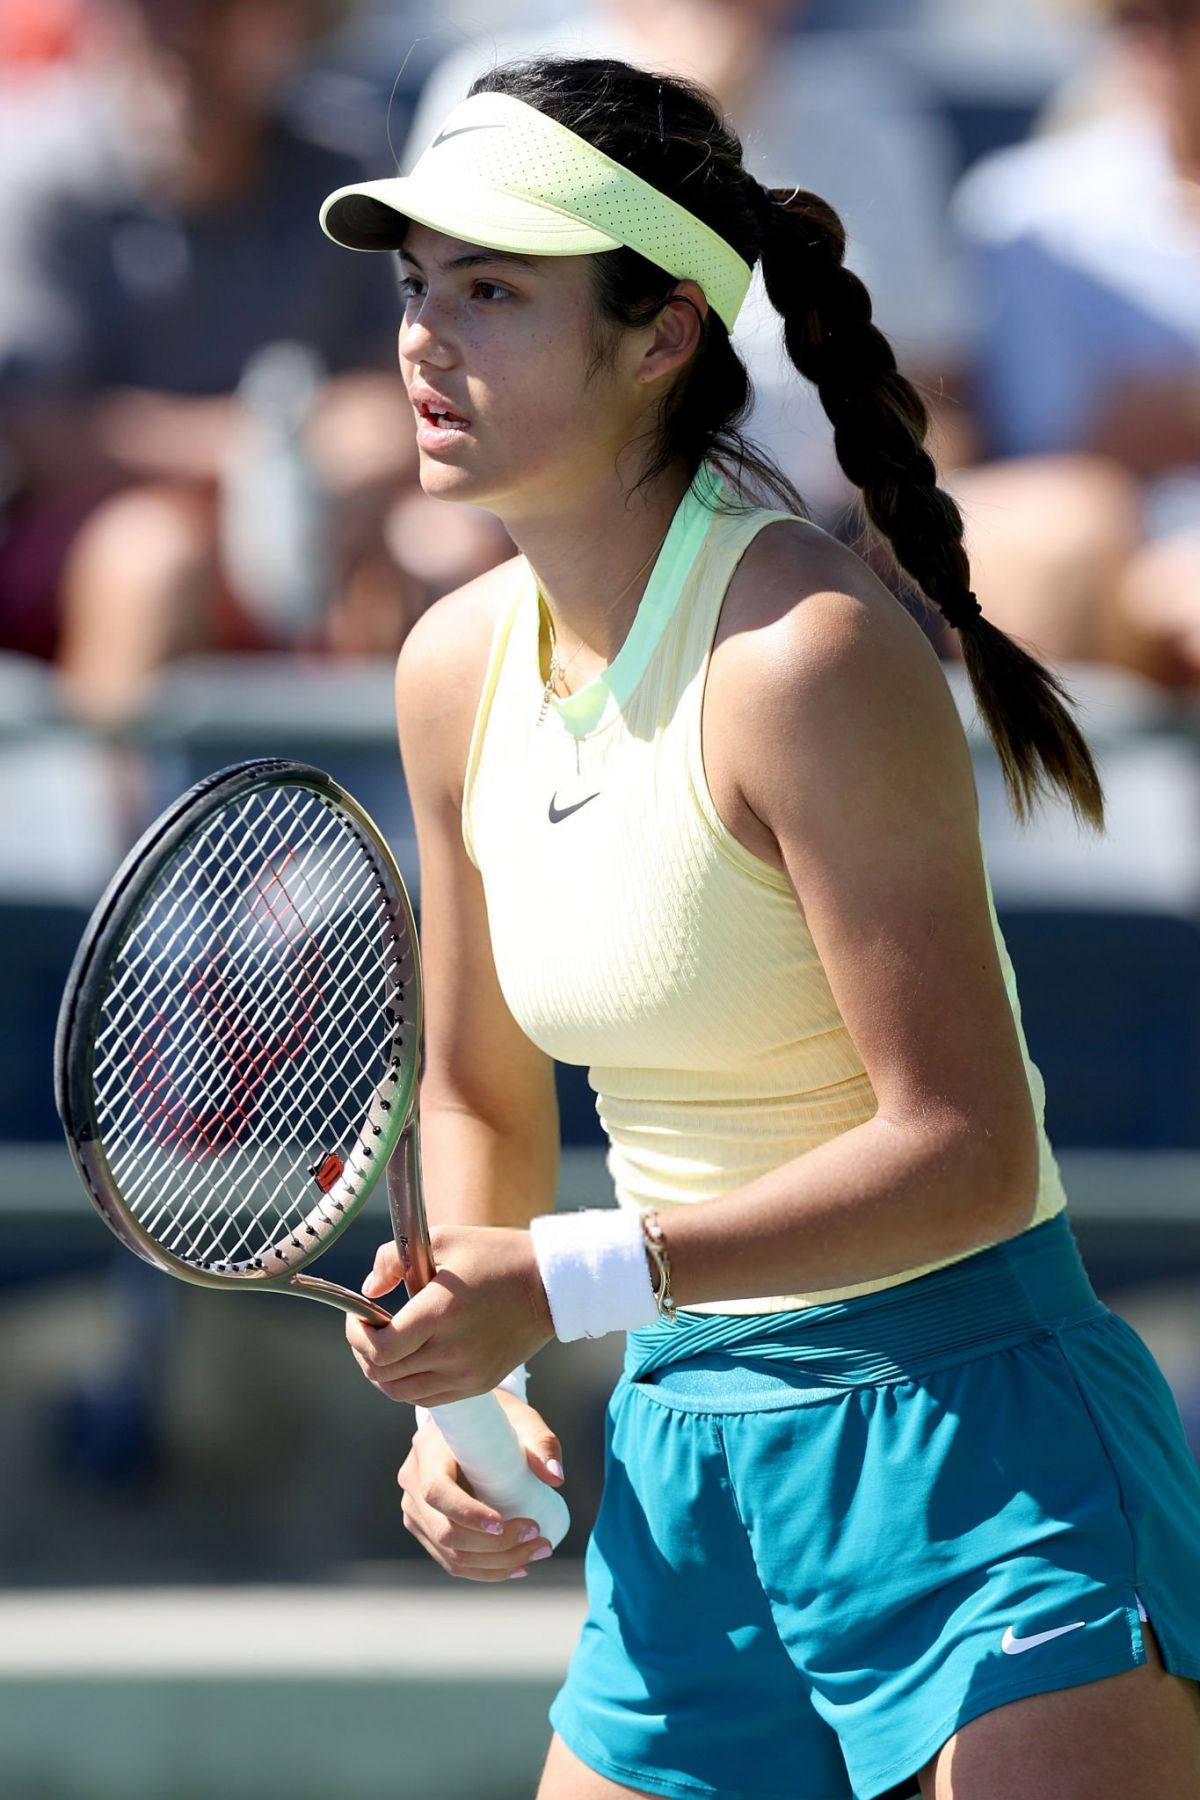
<box><xmin>549</xmin><ymin>1212</ymin><xmax>1200</xmax><ymax>1800</ymax></box>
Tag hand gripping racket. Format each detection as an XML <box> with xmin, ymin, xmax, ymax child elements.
<box><xmin>53</xmin><ymin>758</ymin><xmax>569</xmax><ymax>1548</ymax></box>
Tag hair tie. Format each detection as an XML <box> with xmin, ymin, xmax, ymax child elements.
<box><xmin>744</xmin><ymin>178</ymin><xmax>775</xmax><ymax>252</ymax></box>
<box><xmin>940</xmin><ymin>590</ymin><xmax>983</xmax><ymax>630</ymax></box>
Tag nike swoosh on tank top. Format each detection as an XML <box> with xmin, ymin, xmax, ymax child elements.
<box><xmin>461</xmin><ymin>464</ymin><xmax>1067</xmax><ymax>1310</ymax></box>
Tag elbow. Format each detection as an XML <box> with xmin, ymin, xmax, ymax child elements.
<box><xmin>977</xmin><ymin>1112</ymin><xmax>1042</xmax><ymax>1243</ymax></box>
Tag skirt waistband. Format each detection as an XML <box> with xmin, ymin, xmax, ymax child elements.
<box><xmin>624</xmin><ymin>1211</ymin><xmax>1103</xmax><ymax>1392</ymax></box>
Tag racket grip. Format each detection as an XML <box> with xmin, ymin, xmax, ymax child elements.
<box><xmin>428</xmin><ymin>1394</ymin><xmax>570</xmax><ymax>1549</ymax></box>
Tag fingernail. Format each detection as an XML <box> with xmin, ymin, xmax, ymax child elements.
<box><xmin>482</xmin><ymin>1519</ymin><xmax>503</xmax><ymax>1535</ymax></box>
<box><xmin>507</xmin><ymin>1568</ymin><xmax>528</xmax><ymax>1580</ymax></box>
<box><xmin>529</xmin><ymin>1546</ymin><xmax>552</xmax><ymax>1562</ymax></box>
<box><xmin>545</xmin><ymin>1459</ymin><xmax>564</xmax><ymax>1481</ymax></box>
<box><xmin>518</xmin><ymin>1526</ymin><xmax>539</xmax><ymax>1543</ymax></box>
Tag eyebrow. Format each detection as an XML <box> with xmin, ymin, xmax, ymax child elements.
<box><xmin>398</xmin><ymin>247</ymin><xmax>541</xmax><ymax>274</ymax></box>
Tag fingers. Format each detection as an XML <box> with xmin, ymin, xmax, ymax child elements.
<box><xmin>346</xmin><ymin>1303</ymin><xmax>504</xmax><ymax>1406</ymax></box>
<box><xmin>361</xmin><ymin>1239</ymin><xmax>407</xmax><ymax>1300</ymax></box>
<box><xmin>413</xmin><ymin>1452</ymin><xmax>510</xmax><ymax>1538</ymax></box>
<box><xmin>398</xmin><ymin>1440</ymin><xmax>555</xmax><ymax>1582</ymax></box>
<box><xmin>401</xmin><ymin>1491</ymin><xmax>553</xmax><ymax>1580</ymax></box>
<box><xmin>344</xmin><ymin>1299</ymin><xmax>433</xmax><ymax>1392</ymax></box>
<box><xmin>346</xmin><ymin>1342</ymin><xmax>479</xmax><ymax>1407</ymax></box>
<box><xmin>523</xmin><ymin>1426</ymin><xmax>565</xmax><ymax>1488</ymax></box>
<box><xmin>496</xmin><ymin>1391</ymin><xmax>566</xmax><ymax>1487</ymax></box>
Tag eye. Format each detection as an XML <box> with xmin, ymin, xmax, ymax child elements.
<box><xmin>397</xmin><ymin>274</ymin><xmax>425</xmax><ymax>303</ymax></box>
<box><xmin>473</xmin><ymin>281</ymin><xmax>512</xmax><ymax>303</ymax></box>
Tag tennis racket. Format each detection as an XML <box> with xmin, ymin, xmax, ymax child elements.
<box><xmin>53</xmin><ymin>757</ymin><xmax>569</xmax><ymax>1548</ymax></box>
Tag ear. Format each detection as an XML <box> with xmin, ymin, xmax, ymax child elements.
<box><xmin>633</xmin><ymin>281</ymin><xmax>709</xmax><ymax>387</ymax></box>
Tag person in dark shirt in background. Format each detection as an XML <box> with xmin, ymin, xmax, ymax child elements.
<box><xmin>0</xmin><ymin>0</ymin><xmax>505</xmax><ymax>723</ymax></box>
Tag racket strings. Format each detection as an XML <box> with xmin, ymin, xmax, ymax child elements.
<box><xmin>102</xmin><ymin>808</ymin><xmax>398</xmax><ymax>1266</ymax></box>
<box><xmin>90</xmin><ymin>785</ymin><xmax>410</xmax><ymax>1271</ymax></box>
<box><xmin>97</xmin><ymin>808</ymin><xmax>370</xmax><ymax>1160</ymax></box>
<box><xmin>96</xmin><ymin>818</ymin><xmax>372</xmax><ymax>1258</ymax></box>
<box><xmin>102</xmin><ymin>817</ymin><xmax>381</xmax><ymax>1153</ymax></box>
<box><xmin>139</xmin><ymin>792</ymin><xmax>402</xmax><ymax>1262</ymax></box>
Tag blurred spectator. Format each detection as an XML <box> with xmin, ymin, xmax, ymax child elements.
<box><xmin>0</xmin><ymin>0</ymin><xmax>88</xmax><ymax>68</ymax></box>
<box><xmin>399</xmin><ymin>0</ymin><xmax>968</xmax><ymax>533</ymax></box>
<box><xmin>0</xmin><ymin>0</ymin><xmax>506</xmax><ymax>726</ymax></box>
<box><xmin>949</xmin><ymin>0</ymin><xmax>1200</xmax><ymax>684</ymax></box>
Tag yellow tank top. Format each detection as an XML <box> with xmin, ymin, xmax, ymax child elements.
<box><xmin>462</xmin><ymin>466</ymin><xmax>1067</xmax><ymax>1310</ymax></box>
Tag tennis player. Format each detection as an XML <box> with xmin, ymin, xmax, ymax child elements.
<box><xmin>323</xmin><ymin>57</ymin><xmax>1200</xmax><ymax>1800</ymax></box>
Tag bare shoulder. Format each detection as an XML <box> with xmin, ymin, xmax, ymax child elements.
<box><xmin>718</xmin><ymin>517</ymin><xmax>949</xmax><ymax>698</ymax></box>
<box><xmin>717</xmin><ymin>519</ymin><xmax>971</xmax><ymax>783</ymax></box>
<box><xmin>395</xmin><ymin>551</ymin><xmax>522</xmax><ymax>719</ymax></box>
<box><xmin>394</xmin><ymin>552</ymin><xmax>524</xmax><ymax>804</ymax></box>
<box><xmin>705</xmin><ymin>518</ymin><xmax>977</xmax><ymax>868</ymax></box>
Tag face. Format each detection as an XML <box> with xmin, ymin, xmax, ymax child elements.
<box><xmin>394</xmin><ymin>223</ymin><xmax>677</xmax><ymax>522</ymax></box>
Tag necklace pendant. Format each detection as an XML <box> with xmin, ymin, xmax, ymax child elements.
<box><xmin>538</xmin><ymin>641</ymin><xmax>561</xmax><ymax>726</ymax></box>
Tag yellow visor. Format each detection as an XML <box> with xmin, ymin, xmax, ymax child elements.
<box><xmin>319</xmin><ymin>90</ymin><xmax>752</xmax><ymax>334</ymax></box>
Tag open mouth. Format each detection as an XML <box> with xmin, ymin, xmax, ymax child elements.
<box><xmin>416</xmin><ymin>400</ymin><xmax>471</xmax><ymax>431</ymax></box>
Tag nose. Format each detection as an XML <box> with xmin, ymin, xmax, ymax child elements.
<box><xmin>397</xmin><ymin>294</ymin><xmax>456</xmax><ymax>370</ymax></box>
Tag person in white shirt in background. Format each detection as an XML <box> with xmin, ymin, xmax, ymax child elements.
<box><xmin>950</xmin><ymin>0</ymin><xmax>1200</xmax><ymax>685</ymax></box>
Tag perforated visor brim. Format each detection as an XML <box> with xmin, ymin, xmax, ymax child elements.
<box><xmin>320</xmin><ymin>176</ymin><xmax>624</xmax><ymax>258</ymax></box>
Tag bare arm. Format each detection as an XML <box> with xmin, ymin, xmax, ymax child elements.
<box><xmin>2</xmin><ymin>391</ymin><xmax>236</xmax><ymax>491</ymax></box>
<box><xmin>353</xmin><ymin>563</ymin><xmax>566</xmax><ymax>1573</ymax></box>
<box><xmin>662</xmin><ymin>524</ymin><xmax>1041</xmax><ymax>1304</ymax></box>
<box><xmin>1084</xmin><ymin>373</ymin><xmax>1200</xmax><ymax>478</ymax></box>
<box><xmin>5</xmin><ymin>372</ymin><xmax>415</xmax><ymax>495</ymax></box>
<box><xmin>393</xmin><ymin>561</ymin><xmax>560</xmax><ymax>1233</ymax></box>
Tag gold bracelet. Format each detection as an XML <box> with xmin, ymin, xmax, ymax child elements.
<box><xmin>640</xmin><ymin>1208</ymin><xmax>680</xmax><ymax>1325</ymax></box>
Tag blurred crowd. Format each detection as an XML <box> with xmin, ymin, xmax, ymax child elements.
<box><xmin>4</xmin><ymin>0</ymin><xmax>1200</xmax><ymax>723</ymax></box>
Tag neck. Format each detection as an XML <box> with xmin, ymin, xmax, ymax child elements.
<box><xmin>503</xmin><ymin>462</ymin><xmax>693</xmax><ymax>663</ymax></box>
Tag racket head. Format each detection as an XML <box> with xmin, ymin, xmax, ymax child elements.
<box><xmin>55</xmin><ymin>759</ymin><xmax>419</xmax><ymax>1295</ymax></box>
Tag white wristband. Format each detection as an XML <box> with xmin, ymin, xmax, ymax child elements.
<box><xmin>413</xmin><ymin>1365</ymin><xmax>527</xmax><ymax>1436</ymax></box>
<box><xmin>529</xmin><ymin>1207</ymin><xmax>658</xmax><ymax>1342</ymax></box>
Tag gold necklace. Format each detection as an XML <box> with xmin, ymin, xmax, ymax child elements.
<box><xmin>537</xmin><ymin>530</ymin><xmax>669</xmax><ymax>725</ymax></box>
<box><xmin>536</xmin><ymin>629</ymin><xmax>564</xmax><ymax>728</ymax></box>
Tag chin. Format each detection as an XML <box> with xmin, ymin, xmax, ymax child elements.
<box><xmin>420</xmin><ymin>455</ymin><xmax>519</xmax><ymax>517</ymax></box>
<box><xmin>417</xmin><ymin>456</ymin><xmax>482</xmax><ymax>500</ymax></box>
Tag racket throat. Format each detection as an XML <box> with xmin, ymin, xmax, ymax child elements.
<box><xmin>386</xmin><ymin>1118</ymin><xmax>435</xmax><ymax>1295</ymax></box>
<box><xmin>283</xmin><ymin>1271</ymin><xmax>391</xmax><ymax>1326</ymax></box>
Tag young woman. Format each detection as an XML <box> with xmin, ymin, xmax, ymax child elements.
<box><xmin>320</xmin><ymin>57</ymin><xmax>1200</xmax><ymax>1800</ymax></box>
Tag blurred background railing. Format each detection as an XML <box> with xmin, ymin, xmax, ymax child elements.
<box><xmin>3</xmin><ymin>1</ymin><xmax>1200</xmax><ymax>1795</ymax></box>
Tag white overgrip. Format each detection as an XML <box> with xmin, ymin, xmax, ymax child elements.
<box><xmin>429</xmin><ymin>1394</ymin><xmax>570</xmax><ymax>1548</ymax></box>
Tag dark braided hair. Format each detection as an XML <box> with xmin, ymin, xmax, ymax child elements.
<box><xmin>470</xmin><ymin>55</ymin><xmax>1105</xmax><ymax>831</ymax></box>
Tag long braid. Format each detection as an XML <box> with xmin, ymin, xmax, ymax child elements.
<box><xmin>472</xmin><ymin>56</ymin><xmax>1105</xmax><ymax>832</ymax></box>
<box><xmin>758</xmin><ymin>186</ymin><xmax>1105</xmax><ymax>831</ymax></box>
